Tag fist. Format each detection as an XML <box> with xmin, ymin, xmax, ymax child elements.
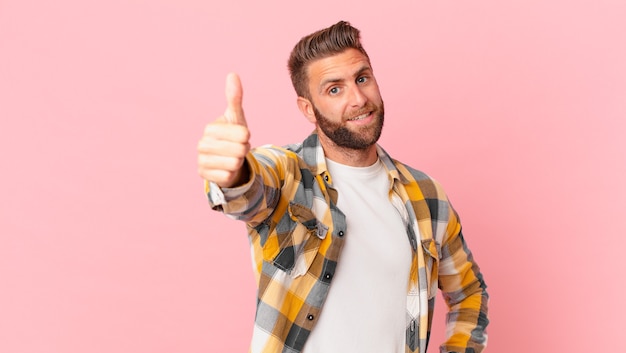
<box><xmin>197</xmin><ymin>73</ymin><xmax>251</xmax><ymax>188</ymax></box>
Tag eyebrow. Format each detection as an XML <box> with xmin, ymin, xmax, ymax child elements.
<box><xmin>318</xmin><ymin>65</ymin><xmax>372</xmax><ymax>93</ymax></box>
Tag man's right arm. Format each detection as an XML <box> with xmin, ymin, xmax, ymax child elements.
<box><xmin>197</xmin><ymin>73</ymin><xmax>285</xmax><ymax>226</ymax></box>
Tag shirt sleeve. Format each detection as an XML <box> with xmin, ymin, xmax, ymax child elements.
<box><xmin>204</xmin><ymin>147</ymin><xmax>294</xmax><ymax>227</ymax></box>
<box><xmin>438</xmin><ymin>205</ymin><xmax>489</xmax><ymax>353</ymax></box>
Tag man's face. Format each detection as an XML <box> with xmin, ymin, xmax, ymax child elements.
<box><xmin>304</xmin><ymin>48</ymin><xmax>385</xmax><ymax>150</ymax></box>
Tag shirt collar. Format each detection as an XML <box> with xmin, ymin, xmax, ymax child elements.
<box><xmin>300</xmin><ymin>131</ymin><xmax>406</xmax><ymax>184</ymax></box>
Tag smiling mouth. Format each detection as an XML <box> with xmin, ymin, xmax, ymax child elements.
<box><xmin>347</xmin><ymin>112</ymin><xmax>371</xmax><ymax>121</ymax></box>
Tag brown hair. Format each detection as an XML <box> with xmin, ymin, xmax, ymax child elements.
<box><xmin>288</xmin><ymin>21</ymin><xmax>370</xmax><ymax>99</ymax></box>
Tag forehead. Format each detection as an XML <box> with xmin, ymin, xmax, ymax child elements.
<box><xmin>306</xmin><ymin>48</ymin><xmax>371</xmax><ymax>86</ymax></box>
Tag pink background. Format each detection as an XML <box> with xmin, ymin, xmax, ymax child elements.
<box><xmin>1</xmin><ymin>0</ymin><xmax>625</xmax><ymax>352</ymax></box>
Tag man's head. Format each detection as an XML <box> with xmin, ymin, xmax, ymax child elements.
<box><xmin>288</xmin><ymin>21</ymin><xmax>384</xmax><ymax>154</ymax></box>
<box><xmin>288</xmin><ymin>21</ymin><xmax>370</xmax><ymax>100</ymax></box>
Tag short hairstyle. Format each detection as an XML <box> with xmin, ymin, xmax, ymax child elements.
<box><xmin>287</xmin><ymin>21</ymin><xmax>370</xmax><ymax>99</ymax></box>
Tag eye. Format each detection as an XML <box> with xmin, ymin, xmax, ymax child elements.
<box><xmin>357</xmin><ymin>76</ymin><xmax>368</xmax><ymax>84</ymax></box>
<box><xmin>329</xmin><ymin>87</ymin><xmax>340</xmax><ymax>95</ymax></box>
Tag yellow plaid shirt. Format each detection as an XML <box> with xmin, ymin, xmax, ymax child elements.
<box><xmin>206</xmin><ymin>132</ymin><xmax>489</xmax><ymax>353</ymax></box>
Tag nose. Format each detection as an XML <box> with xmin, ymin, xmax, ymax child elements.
<box><xmin>348</xmin><ymin>85</ymin><xmax>368</xmax><ymax>108</ymax></box>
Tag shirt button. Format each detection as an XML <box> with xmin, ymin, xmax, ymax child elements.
<box><xmin>307</xmin><ymin>314</ymin><xmax>315</xmax><ymax>320</ymax></box>
<box><xmin>338</xmin><ymin>231</ymin><xmax>344</xmax><ymax>237</ymax></box>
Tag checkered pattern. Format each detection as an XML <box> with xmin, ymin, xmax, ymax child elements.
<box><xmin>206</xmin><ymin>132</ymin><xmax>488</xmax><ymax>353</ymax></box>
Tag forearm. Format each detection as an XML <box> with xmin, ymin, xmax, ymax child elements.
<box><xmin>206</xmin><ymin>147</ymin><xmax>290</xmax><ymax>227</ymax></box>
<box><xmin>438</xmin><ymin>226</ymin><xmax>489</xmax><ymax>353</ymax></box>
<box><xmin>440</xmin><ymin>274</ymin><xmax>489</xmax><ymax>353</ymax></box>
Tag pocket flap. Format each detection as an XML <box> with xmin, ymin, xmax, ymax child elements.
<box><xmin>288</xmin><ymin>202</ymin><xmax>327</xmax><ymax>239</ymax></box>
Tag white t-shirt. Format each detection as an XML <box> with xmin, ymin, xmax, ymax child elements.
<box><xmin>302</xmin><ymin>158</ymin><xmax>412</xmax><ymax>353</ymax></box>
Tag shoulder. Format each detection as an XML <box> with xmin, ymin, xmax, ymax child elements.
<box><xmin>392</xmin><ymin>159</ymin><xmax>461</xmax><ymax>237</ymax></box>
<box><xmin>250</xmin><ymin>143</ymin><xmax>302</xmax><ymax>161</ymax></box>
<box><xmin>250</xmin><ymin>134</ymin><xmax>308</xmax><ymax>159</ymax></box>
<box><xmin>251</xmin><ymin>133</ymin><xmax>321</xmax><ymax>173</ymax></box>
<box><xmin>392</xmin><ymin>159</ymin><xmax>449</xmax><ymax>201</ymax></box>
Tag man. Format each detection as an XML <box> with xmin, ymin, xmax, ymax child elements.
<box><xmin>197</xmin><ymin>21</ymin><xmax>489</xmax><ymax>353</ymax></box>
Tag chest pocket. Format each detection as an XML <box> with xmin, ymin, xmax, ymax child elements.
<box><xmin>421</xmin><ymin>239</ymin><xmax>440</xmax><ymax>299</ymax></box>
<box><xmin>271</xmin><ymin>202</ymin><xmax>327</xmax><ymax>278</ymax></box>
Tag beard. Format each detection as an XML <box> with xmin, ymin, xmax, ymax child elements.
<box><xmin>313</xmin><ymin>101</ymin><xmax>385</xmax><ymax>150</ymax></box>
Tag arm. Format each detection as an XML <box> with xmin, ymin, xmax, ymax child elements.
<box><xmin>198</xmin><ymin>73</ymin><xmax>303</xmax><ymax>230</ymax></box>
<box><xmin>438</xmin><ymin>207</ymin><xmax>489</xmax><ymax>353</ymax></box>
<box><xmin>205</xmin><ymin>147</ymin><xmax>295</xmax><ymax>227</ymax></box>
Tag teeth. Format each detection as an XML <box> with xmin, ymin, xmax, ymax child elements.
<box><xmin>348</xmin><ymin>113</ymin><xmax>369</xmax><ymax>121</ymax></box>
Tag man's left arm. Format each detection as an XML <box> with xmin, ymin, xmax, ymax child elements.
<box><xmin>438</xmin><ymin>207</ymin><xmax>489</xmax><ymax>353</ymax></box>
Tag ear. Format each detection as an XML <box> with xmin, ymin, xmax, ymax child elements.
<box><xmin>297</xmin><ymin>97</ymin><xmax>317</xmax><ymax>124</ymax></box>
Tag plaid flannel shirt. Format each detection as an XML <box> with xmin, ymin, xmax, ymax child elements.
<box><xmin>206</xmin><ymin>132</ymin><xmax>489</xmax><ymax>353</ymax></box>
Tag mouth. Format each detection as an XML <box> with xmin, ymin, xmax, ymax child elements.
<box><xmin>347</xmin><ymin>112</ymin><xmax>372</xmax><ymax>121</ymax></box>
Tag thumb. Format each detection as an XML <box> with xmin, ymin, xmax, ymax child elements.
<box><xmin>223</xmin><ymin>72</ymin><xmax>247</xmax><ymax>126</ymax></box>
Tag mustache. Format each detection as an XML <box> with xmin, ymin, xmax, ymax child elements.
<box><xmin>345</xmin><ymin>102</ymin><xmax>378</xmax><ymax>120</ymax></box>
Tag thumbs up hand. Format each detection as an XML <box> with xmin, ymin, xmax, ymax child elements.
<box><xmin>197</xmin><ymin>73</ymin><xmax>251</xmax><ymax>188</ymax></box>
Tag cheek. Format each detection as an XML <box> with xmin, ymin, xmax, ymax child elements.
<box><xmin>320</xmin><ymin>101</ymin><xmax>346</xmax><ymax>119</ymax></box>
<box><xmin>366</xmin><ymin>87</ymin><xmax>382</xmax><ymax>103</ymax></box>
